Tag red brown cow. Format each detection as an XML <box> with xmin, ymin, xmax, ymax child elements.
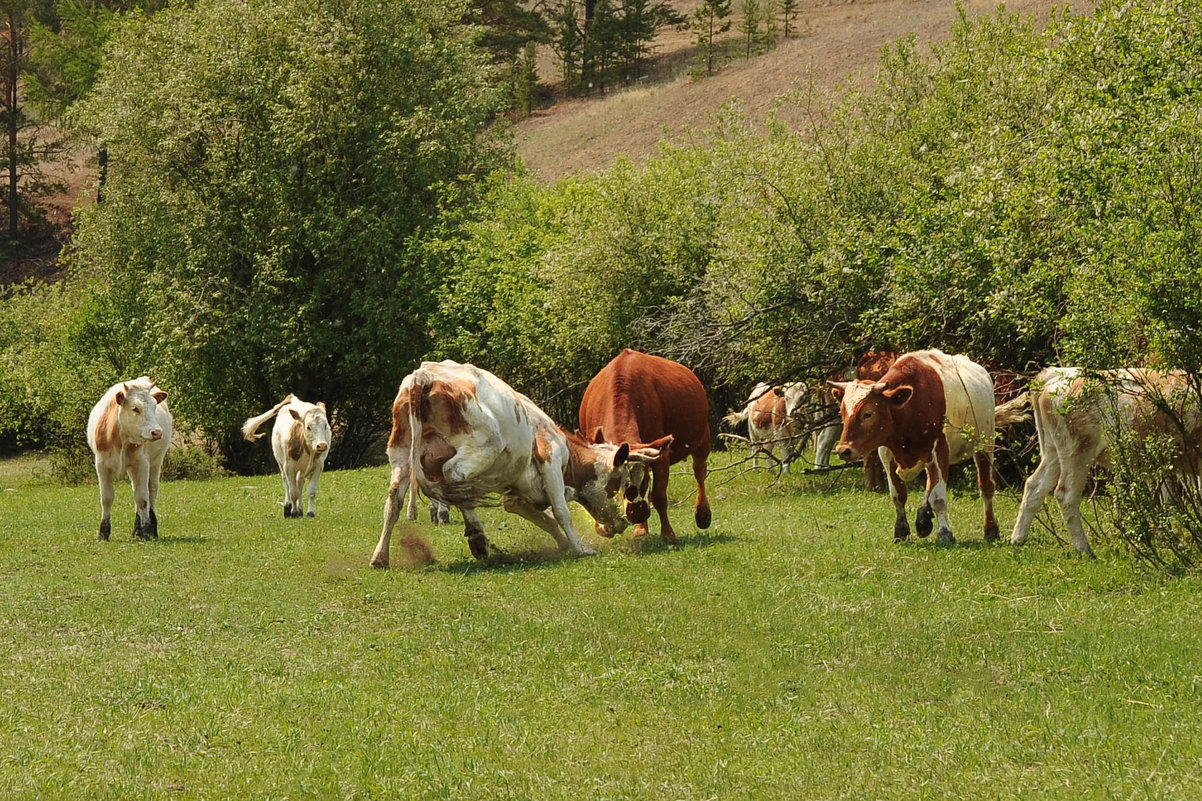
<box><xmin>829</xmin><ymin>349</ymin><xmax>1027</xmax><ymax>545</ymax></box>
<box><xmin>579</xmin><ymin>349</ymin><xmax>712</xmax><ymax>544</ymax></box>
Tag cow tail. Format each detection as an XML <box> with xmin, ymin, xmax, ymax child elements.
<box><xmin>407</xmin><ymin>370</ymin><xmax>432</xmax><ymax>507</ymax></box>
<box><xmin>241</xmin><ymin>394</ymin><xmax>297</xmax><ymax>441</ymax></box>
<box><xmin>993</xmin><ymin>394</ymin><xmax>1031</xmax><ymax>430</ymax></box>
<box><xmin>722</xmin><ymin>408</ymin><xmax>750</xmax><ymax>429</ymax></box>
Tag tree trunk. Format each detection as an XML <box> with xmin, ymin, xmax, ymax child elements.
<box><xmin>4</xmin><ymin>9</ymin><xmax>18</xmax><ymax>243</ymax></box>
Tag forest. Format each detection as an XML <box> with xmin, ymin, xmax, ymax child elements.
<box><xmin>1</xmin><ymin>0</ymin><xmax>1202</xmax><ymax>565</ymax></box>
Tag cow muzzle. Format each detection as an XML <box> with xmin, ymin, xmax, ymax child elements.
<box><xmin>150</xmin><ymin>429</ymin><xmax>163</xmax><ymax>442</ymax></box>
<box><xmin>315</xmin><ymin>441</ymin><xmax>329</xmax><ymax>453</ymax></box>
<box><xmin>836</xmin><ymin>444</ymin><xmax>858</xmax><ymax>462</ymax></box>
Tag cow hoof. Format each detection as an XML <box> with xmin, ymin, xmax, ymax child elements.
<box><xmin>306</xmin><ymin>511</ymin><xmax>315</xmax><ymax>518</ymax></box>
<box><xmin>466</xmin><ymin>534</ymin><xmax>491</xmax><ymax>561</ymax></box>
<box><xmin>983</xmin><ymin>523</ymin><xmax>1000</xmax><ymax>542</ymax></box>
<box><xmin>915</xmin><ymin>504</ymin><xmax>934</xmax><ymax>537</ymax></box>
<box><xmin>695</xmin><ymin>506</ymin><xmax>712</xmax><ymax>530</ymax></box>
<box><xmin>98</xmin><ymin>520</ymin><xmax>111</xmax><ymax>542</ymax></box>
<box><xmin>437</xmin><ymin>509</ymin><xmax>450</xmax><ymax>525</ymax></box>
<box><xmin>936</xmin><ymin>527</ymin><xmax>955</xmax><ymax>546</ymax></box>
<box><xmin>370</xmin><ymin>555</ymin><xmax>389</xmax><ymax>569</ymax></box>
<box><xmin>283</xmin><ymin>503</ymin><xmax>293</xmax><ymax>518</ymax></box>
<box><xmin>893</xmin><ymin>520</ymin><xmax>911</xmax><ymax>542</ymax></box>
<box><xmin>632</xmin><ymin>525</ymin><xmax>649</xmax><ymax>538</ymax></box>
<box><xmin>661</xmin><ymin>530</ymin><xmax>679</xmax><ymax>545</ymax></box>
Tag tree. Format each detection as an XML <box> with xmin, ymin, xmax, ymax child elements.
<box><xmin>691</xmin><ymin>0</ymin><xmax>731</xmax><ymax>77</ymax></box>
<box><xmin>779</xmin><ymin>0</ymin><xmax>797</xmax><ymax>38</ymax></box>
<box><xmin>738</xmin><ymin>0</ymin><xmax>761</xmax><ymax>59</ymax></box>
<box><xmin>70</xmin><ymin>0</ymin><xmax>511</xmax><ymax>468</ymax></box>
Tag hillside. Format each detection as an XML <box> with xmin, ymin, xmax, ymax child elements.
<box><xmin>516</xmin><ymin>0</ymin><xmax>1091</xmax><ymax>182</ymax></box>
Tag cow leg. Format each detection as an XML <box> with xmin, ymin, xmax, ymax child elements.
<box><xmin>461</xmin><ymin>508</ymin><xmax>493</xmax><ymax>561</ymax></box>
<box><xmin>279</xmin><ymin>462</ymin><xmax>296</xmax><ymax>518</ymax></box>
<box><xmin>370</xmin><ymin>462</ymin><xmax>410</xmax><ymax>568</ymax></box>
<box><xmin>693</xmin><ymin>452</ymin><xmax>712</xmax><ymax>530</ymax></box>
<box><xmin>926</xmin><ymin>438</ymin><xmax>955</xmax><ymax>545</ymax></box>
<box><xmin>863</xmin><ymin>450</ymin><xmax>887</xmax><ymax>492</ymax></box>
<box><xmin>649</xmin><ymin>460</ymin><xmax>677</xmax><ymax>544</ymax></box>
<box><xmin>915</xmin><ymin>481</ymin><xmax>935</xmax><ymax>538</ymax></box>
<box><xmin>814</xmin><ymin>421</ymin><xmax>840</xmax><ymax>470</ymax></box>
<box><xmin>127</xmin><ymin>457</ymin><xmax>153</xmax><ymax>540</ymax></box>
<box><xmin>1011</xmin><ymin>449</ymin><xmax>1061</xmax><ymax>547</ymax></box>
<box><xmin>304</xmin><ymin>459</ymin><xmax>325</xmax><ymax>517</ymax></box>
<box><xmin>882</xmin><ymin>451</ymin><xmax>910</xmax><ymax>541</ymax></box>
<box><xmin>975</xmin><ymin>450</ymin><xmax>999</xmax><ymax>542</ymax></box>
<box><xmin>147</xmin><ymin>458</ymin><xmax>163</xmax><ymax>539</ymax></box>
<box><xmin>1054</xmin><ymin>462</ymin><xmax>1095</xmax><ymax>558</ymax></box>
<box><xmin>96</xmin><ymin>460</ymin><xmax>115</xmax><ymax>542</ymax></box>
<box><xmin>503</xmin><ymin>494</ymin><xmax>596</xmax><ymax>557</ymax></box>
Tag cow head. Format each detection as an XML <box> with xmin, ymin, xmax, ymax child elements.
<box><xmin>290</xmin><ymin>402</ymin><xmax>331</xmax><ymax>455</ymax></box>
<box><xmin>570</xmin><ymin>433</ymin><xmax>669</xmax><ymax>537</ymax></box>
<box><xmin>827</xmin><ymin>379</ymin><xmax>913</xmax><ymax>461</ymax></box>
<box><xmin>779</xmin><ymin>382</ymin><xmax>810</xmax><ymax>422</ymax></box>
<box><xmin>115</xmin><ymin>380</ymin><xmax>170</xmax><ymax>444</ymax></box>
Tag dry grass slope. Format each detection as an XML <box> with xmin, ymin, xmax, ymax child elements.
<box><xmin>516</xmin><ymin>0</ymin><xmax>1090</xmax><ymax>182</ymax></box>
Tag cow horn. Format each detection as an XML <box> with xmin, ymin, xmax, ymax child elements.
<box><xmin>870</xmin><ymin>381</ymin><xmax>888</xmax><ymax>395</ymax></box>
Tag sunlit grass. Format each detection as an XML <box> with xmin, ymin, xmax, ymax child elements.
<box><xmin>1</xmin><ymin>453</ymin><xmax>1199</xmax><ymax>799</ymax></box>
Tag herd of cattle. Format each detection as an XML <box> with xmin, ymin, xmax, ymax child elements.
<box><xmin>85</xmin><ymin>348</ymin><xmax>1202</xmax><ymax>564</ymax></box>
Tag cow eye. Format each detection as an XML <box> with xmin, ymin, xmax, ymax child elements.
<box><xmin>131</xmin><ymin>406</ymin><xmax>142</xmax><ymax>415</ymax></box>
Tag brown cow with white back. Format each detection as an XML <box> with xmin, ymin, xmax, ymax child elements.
<box><xmin>86</xmin><ymin>377</ymin><xmax>173</xmax><ymax>541</ymax></box>
<box><xmin>828</xmin><ymin>349</ymin><xmax>1026</xmax><ymax>544</ymax></box>
<box><xmin>579</xmin><ymin>349</ymin><xmax>712</xmax><ymax>544</ymax></box>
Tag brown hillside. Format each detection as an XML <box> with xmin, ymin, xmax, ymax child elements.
<box><xmin>516</xmin><ymin>0</ymin><xmax>1091</xmax><ymax>182</ymax></box>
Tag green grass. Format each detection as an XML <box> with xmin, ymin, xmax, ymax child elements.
<box><xmin>2</xmin><ymin>454</ymin><xmax>1201</xmax><ymax>799</ymax></box>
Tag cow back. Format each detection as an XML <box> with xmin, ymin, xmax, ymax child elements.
<box><xmin>579</xmin><ymin>349</ymin><xmax>710</xmax><ymax>465</ymax></box>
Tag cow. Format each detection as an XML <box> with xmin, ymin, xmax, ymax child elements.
<box><xmin>828</xmin><ymin>349</ymin><xmax>1027</xmax><ymax>545</ymax></box>
<box><xmin>1010</xmin><ymin>367</ymin><xmax>1202</xmax><ymax>557</ymax></box>
<box><xmin>370</xmin><ymin>360</ymin><xmax>664</xmax><ymax>568</ymax></box>
<box><xmin>242</xmin><ymin>394</ymin><xmax>332</xmax><ymax>518</ymax></box>
<box><xmin>723</xmin><ymin>382</ymin><xmax>808</xmax><ymax>470</ymax></box>
<box><xmin>86</xmin><ymin>377</ymin><xmax>173</xmax><ymax>541</ymax></box>
<box><xmin>579</xmin><ymin>349</ymin><xmax>712</xmax><ymax>544</ymax></box>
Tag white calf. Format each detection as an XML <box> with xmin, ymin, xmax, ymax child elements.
<box><xmin>242</xmin><ymin>394</ymin><xmax>332</xmax><ymax>518</ymax></box>
<box><xmin>86</xmin><ymin>377</ymin><xmax>173</xmax><ymax>541</ymax></box>
<box><xmin>1011</xmin><ymin>368</ymin><xmax>1202</xmax><ymax>557</ymax></box>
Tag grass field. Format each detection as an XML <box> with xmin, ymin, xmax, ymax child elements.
<box><xmin>2</xmin><ymin>453</ymin><xmax>1201</xmax><ymax>799</ymax></box>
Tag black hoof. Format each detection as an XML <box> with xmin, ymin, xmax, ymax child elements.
<box><xmin>99</xmin><ymin>520</ymin><xmax>111</xmax><ymax>542</ymax></box>
<box><xmin>983</xmin><ymin>523</ymin><xmax>999</xmax><ymax>542</ymax></box>
<box><xmin>936</xmin><ymin>527</ymin><xmax>955</xmax><ymax>545</ymax></box>
<box><xmin>915</xmin><ymin>504</ymin><xmax>934</xmax><ymax>537</ymax></box>
<box><xmin>695</xmin><ymin>506</ymin><xmax>712</xmax><ymax>530</ymax></box>
<box><xmin>148</xmin><ymin>509</ymin><xmax>159</xmax><ymax>539</ymax></box>
<box><xmin>284</xmin><ymin>502</ymin><xmax>293</xmax><ymax>518</ymax></box>
<box><xmin>894</xmin><ymin>519</ymin><xmax>911</xmax><ymax>542</ymax></box>
<box><xmin>466</xmin><ymin>533</ymin><xmax>490</xmax><ymax>561</ymax></box>
<box><xmin>306</xmin><ymin>511</ymin><xmax>315</xmax><ymax>518</ymax></box>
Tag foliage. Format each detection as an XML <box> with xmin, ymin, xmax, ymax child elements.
<box><xmin>67</xmin><ymin>0</ymin><xmax>510</xmax><ymax>470</ymax></box>
<box><xmin>690</xmin><ymin>0</ymin><xmax>731</xmax><ymax>78</ymax></box>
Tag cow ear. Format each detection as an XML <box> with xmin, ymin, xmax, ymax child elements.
<box><xmin>289</xmin><ymin>408</ymin><xmax>302</xmax><ymax>420</ymax></box>
<box><xmin>883</xmin><ymin>385</ymin><xmax>914</xmax><ymax>405</ymax></box>
<box><xmin>592</xmin><ymin>426</ymin><xmax>606</xmax><ymax>444</ymax></box>
<box><xmin>772</xmin><ymin>386</ymin><xmax>784</xmax><ymax>397</ymax></box>
<box><xmin>628</xmin><ymin>447</ymin><xmax>663</xmax><ymax>463</ymax></box>
<box><xmin>649</xmin><ymin>434</ymin><xmax>674</xmax><ymax>451</ymax></box>
<box><xmin>612</xmin><ymin>442</ymin><xmax>630</xmax><ymax>468</ymax></box>
<box><xmin>827</xmin><ymin>380</ymin><xmax>847</xmax><ymax>401</ymax></box>
<box><xmin>316</xmin><ymin>402</ymin><xmax>326</xmax><ymax>409</ymax></box>
<box><xmin>115</xmin><ymin>391</ymin><xmax>126</xmax><ymax>406</ymax></box>
<box><xmin>152</xmin><ymin>390</ymin><xmax>168</xmax><ymax>404</ymax></box>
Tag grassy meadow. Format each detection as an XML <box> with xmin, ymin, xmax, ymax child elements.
<box><xmin>2</xmin><ymin>452</ymin><xmax>1202</xmax><ymax>799</ymax></box>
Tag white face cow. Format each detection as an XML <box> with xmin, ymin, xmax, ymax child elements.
<box><xmin>574</xmin><ymin>437</ymin><xmax>668</xmax><ymax>538</ymax></box>
<box><xmin>86</xmin><ymin>377</ymin><xmax>174</xmax><ymax>541</ymax></box>
<box><xmin>242</xmin><ymin>395</ymin><xmax>333</xmax><ymax>518</ymax></box>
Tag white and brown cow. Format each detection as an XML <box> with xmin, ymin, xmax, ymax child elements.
<box><xmin>1011</xmin><ymin>367</ymin><xmax>1202</xmax><ymax>557</ymax></box>
<box><xmin>86</xmin><ymin>377</ymin><xmax>173</xmax><ymax>541</ymax></box>
<box><xmin>242</xmin><ymin>394</ymin><xmax>332</xmax><ymax>518</ymax></box>
<box><xmin>828</xmin><ymin>349</ymin><xmax>1027</xmax><ymax>545</ymax></box>
<box><xmin>370</xmin><ymin>360</ymin><xmax>664</xmax><ymax>568</ymax></box>
<box><xmin>723</xmin><ymin>382</ymin><xmax>809</xmax><ymax>470</ymax></box>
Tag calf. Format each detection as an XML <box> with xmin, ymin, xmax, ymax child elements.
<box><xmin>86</xmin><ymin>377</ymin><xmax>173</xmax><ymax>541</ymax></box>
<box><xmin>370</xmin><ymin>360</ymin><xmax>664</xmax><ymax>568</ymax></box>
<box><xmin>829</xmin><ymin>349</ymin><xmax>1026</xmax><ymax>544</ymax></box>
<box><xmin>1011</xmin><ymin>368</ymin><xmax>1202</xmax><ymax>557</ymax></box>
<box><xmin>579</xmin><ymin>349</ymin><xmax>712</xmax><ymax>543</ymax></box>
<box><xmin>242</xmin><ymin>395</ymin><xmax>332</xmax><ymax>518</ymax></box>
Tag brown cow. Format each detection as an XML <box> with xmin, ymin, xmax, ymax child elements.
<box><xmin>579</xmin><ymin>349</ymin><xmax>712</xmax><ymax>544</ymax></box>
<box><xmin>829</xmin><ymin>349</ymin><xmax>1027</xmax><ymax>544</ymax></box>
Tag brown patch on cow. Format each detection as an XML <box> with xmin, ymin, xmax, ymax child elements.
<box><xmin>561</xmin><ymin>428</ymin><xmax>601</xmax><ymax>490</ymax></box>
<box><xmin>749</xmin><ymin>392</ymin><xmax>786</xmax><ymax>430</ymax></box>
<box><xmin>839</xmin><ymin>355</ymin><xmax>946</xmax><ymax>471</ymax></box>
<box><xmin>533</xmin><ymin>425</ymin><xmax>555</xmax><ymax>464</ymax></box>
<box><xmin>856</xmin><ymin>351</ymin><xmax>898</xmax><ymax>381</ymax></box>
<box><xmin>387</xmin><ymin>388</ymin><xmax>412</xmax><ymax>451</ymax></box>
<box><xmin>93</xmin><ymin>397</ymin><xmax>122</xmax><ymax>453</ymax></box>
<box><xmin>422</xmin><ymin>379</ymin><xmax>475</xmax><ymax>437</ymax></box>
<box><xmin>287</xmin><ymin>419</ymin><xmax>306</xmax><ymax>460</ymax></box>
